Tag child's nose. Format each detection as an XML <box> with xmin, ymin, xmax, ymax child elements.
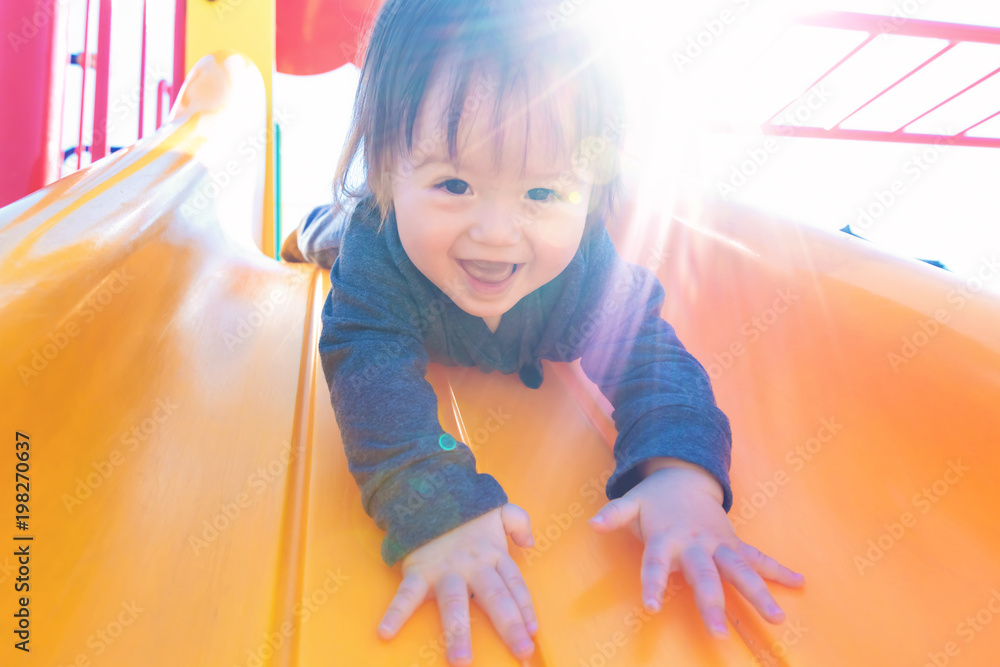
<box><xmin>468</xmin><ymin>203</ymin><xmax>523</xmax><ymax>247</ymax></box>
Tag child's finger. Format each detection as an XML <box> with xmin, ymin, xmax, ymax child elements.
<box><xmin>468</xmin><ymin>567</ymin><xmax>535</xmax><ymax>659</ymax></box>
<box><xmin>714</xmin><ymin>544</ymin><xmax>785</xmax><ymax>624</ymax></box>
<box><xmin>679</xmin><ymin>545</ymin><xmax>729</xmax><ymax>638</ymax></box>
<box><xmin>589</xmin><ymin>496</ymin><xmax>640</xmax><ymax>532</ymax></box>
<box><xmin>738</xmin><ymin>541</ymin><xmax>806</xmax><ymax>587</ymax></box>
<box><xmin>639</xmin><ymin>535</ymin><xmax>674</xmax><ymax>612</ymax></box>
<box><xmin>496</xmin><ymin>556</ymin><xmax>539</xmax><ymax>635</ymax></box>
<box><xmin>435</xmin><ymin>573</ymin><xmax>473</xmax><ymax>665</ymax></box>
<box><xmin>501</xmin><ymin>503</ymin><xmax>535</xmax><ymax>548</ymax></box>
<box><xmin>378</xmin><ymin>572</ymin><xmax>430</xmax><ymax>639</ymax></box>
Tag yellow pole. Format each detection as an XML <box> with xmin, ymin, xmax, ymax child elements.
<box><xmin>184</xmin><ymin>0</ymin><xmax>276</xmax><ymax>258</ymax></box>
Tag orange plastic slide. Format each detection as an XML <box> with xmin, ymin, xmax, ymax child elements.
<box><xmin>2</xmin><ymin>53</ymin><xmax>999</xmax><ymax>666</ymax></box>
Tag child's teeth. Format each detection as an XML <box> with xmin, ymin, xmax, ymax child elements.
<box><xmin>470</xmin><ymin>260</ymin><xmax>509</xmax><ymax>271</ymax></box>
<box><xmin>464</xmin><ymin>260</ymin><xmax>514</xmax><ymax>282</ymax></box>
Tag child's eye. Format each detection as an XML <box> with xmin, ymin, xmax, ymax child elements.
<box><xmin>526</xmin><ymin>188</ymin><xmax>559</xmax><ymax>202</ymax></box>
<box><xmin>435</xmin><ymin>179</ymin><xmax>470</xmax><ymax>195</ymax></box>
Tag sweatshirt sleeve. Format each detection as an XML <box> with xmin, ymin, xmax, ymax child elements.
<box><xmin>318</xmin><ymin>206</ymin><xmax>508</xmax><ymax>566</ymax></box>
<box><xmin>575</xmin><ymin>228</ymin><xmax>733</xmax><ymax>511</ymax></box>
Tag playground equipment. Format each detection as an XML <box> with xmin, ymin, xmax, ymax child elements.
<box><xmin>2</xmin><ymin>3</ymin><xmax>1000</xmax><ymax>665</ymax></box>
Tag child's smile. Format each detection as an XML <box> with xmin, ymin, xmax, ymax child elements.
<box><xmin>390</xmin><ymin>56</ymin><xmax>594</xmax><ymax>333</ymax></box>
<box><xmin>458</xmin><ymin>259</ymin><xmax>519</xmax><ymax>292</ymax></box>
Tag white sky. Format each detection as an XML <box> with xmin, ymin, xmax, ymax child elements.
<box><xmin>61</xmin><ymin>0</ymin><xmax>1000</xmax><ymax>293</ymax></box>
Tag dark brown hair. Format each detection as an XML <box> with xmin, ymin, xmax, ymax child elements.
<box><xmin>332</xmin><ymin>0</ymin><xmax>627</xmax><ymax>232</ymax></box>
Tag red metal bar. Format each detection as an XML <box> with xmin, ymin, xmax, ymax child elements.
<box><xmin>156</xmin><ymin>79</ymin><xmax>170</xmax><ymax>129</ymax></box>
<box><xmin>748</xmin><ymin>12</ymin><xmax>1000</xmax><ymax>147</ymax></box>
<box><xmin>57</xmin><ymin>19</ymin><xmax>68</xmax><ymax>179</ymax></box>
<box><xmin>897</xmin><ymin>66</ymin><xmax>1000</xmax><ymax>133</ymax></box>
<box><xmin>833</xmin><ymin>42</ymin><xmax>957</xmax><ymax>129</ymax></box>
<box><xmin>138</xmin><ymin>0</ymin><xmax>148</xmax><ymax>140</ymax></box>
<box><xmin>767</xmin><ymin>34</ymin><xmax>877</xmax><ymax>125</ymax></box>
<box><xmin>76</xmin><ymin>0</ymin><xmax>92</xmax><ymax>170</ymax></box>
<box><xmin>0</xmin><ymin>0</ymin><xmax>67</xmax><ymax>206</ymax></box>
<box><xmin>798</xmin><ymin>11</ymin><xmax>1000</xmax><ymax>45</ymax></box>
<box><xmin>91</xmin><ymin>0</ymin><xmax>112</xmax><ymax>161</ymax></box>
<box><xmin>959</xmin><ymin>109</ymin><xmax>1000</xmax><ymax>136</ymax></box>
<box><xmin>758</xmin><ymin>123</ymin><xmax>1000</xmax><ymax>148</ymax></box>
<box><xmin>173</xmin><ymin>0</ymin><xmax>187</xmax><ymax>105</ymax></box>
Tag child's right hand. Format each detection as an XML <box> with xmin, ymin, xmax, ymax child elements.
<box><xmin>377</xmin><ymin>503</ymin><xmax>539</xmax><ymax>665</ymax></box>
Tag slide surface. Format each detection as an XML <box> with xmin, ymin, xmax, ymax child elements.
<box><xmin>2</xmin><ymin>53</ymin><xmax>1000</xmax><ymax>666</ymax></box>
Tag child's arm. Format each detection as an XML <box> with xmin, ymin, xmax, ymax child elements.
<box><xmin>570</xmin><ymin>225</ymin><xmax>733</xmax><ymax>509</ymax></box>
<box><xmin>294</xmin><ymin>184</ymin><xmax>370</xmax><ymax>270</ymax></box>
<box><xmin>319</xmin><ymin>197</ymin><xmax>508</xmax><ymax>565</ymax></box>
<box><xmin>570</xmin><ymin>227</ymin><xmax>803</xmax><ymax>634</ymax></box>
<box><xmin>318</xmin><ymin>198</ymin><xmax>537</xmax><ymax>663</ymax></box>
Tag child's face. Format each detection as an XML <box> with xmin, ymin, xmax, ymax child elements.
<box><xmin>390</xmin><ymin>61</ymin><xmax>593</xmax><ymax>331</ymax></box>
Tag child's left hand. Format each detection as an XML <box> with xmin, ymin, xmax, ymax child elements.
<box><xmin>588</xmin><ymin>458</ymin><xmax>804</xmax><ymax>637</ymax></box>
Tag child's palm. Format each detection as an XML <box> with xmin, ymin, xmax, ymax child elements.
<box><xmin>377</xmin><ymin>504</ymin><xmax>538</xmax><ymax>666</ymax></box>
<box><xmin>589</xmin><ymin>465</ymin><xmax>805</xmax><ymax>637</ymax></box>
